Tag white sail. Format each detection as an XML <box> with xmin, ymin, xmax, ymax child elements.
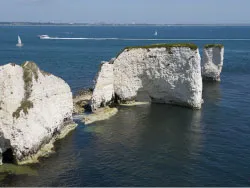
<box><xmin>154</xmin><ymin>31</ymin><xmax>158</xmax><ymax>36</ymax></box>
<box><xmin>16</xmin><ymin>35</ymin><xmax>23</xmax><ymax>47</ymax></box>
<box><xmin>18</xmin><ymin>36</ymin><xmax>22</xmax><ymax>44</ymax></box>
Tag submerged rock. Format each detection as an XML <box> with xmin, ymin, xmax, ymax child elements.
<box><xmin>202</xmin><ymin>44</ymin><xmax>224</xmax><ymax>81</ymax></box>
<box><xmin>0</xmin><ymin>61</ymin><xmax>76</xmax><ymax>165</ymax></box>
<box><xmin>82</xmin><ymin>107</ymin><xmax>118</xmax><ymax>125</ymax></box>
<box><xmin>91</xmin><ymin>44</ymin><xmax>203</xmax><ymax>110</ymax></box>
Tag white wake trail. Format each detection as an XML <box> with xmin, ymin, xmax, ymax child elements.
<box><xmin>41</xmin><ymin>37</ymin><xmax>250</xmax><ymax>41</ymax></box>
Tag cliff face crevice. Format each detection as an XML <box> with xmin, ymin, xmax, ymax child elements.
<box><xmin>91</xmin><ymin>44</ymin><xmax>203</xmax><ymax>111</ymax></box>
<box><xmin>0</xmin><ymin>62</ymin><xmax>75</xmax><ymax>165</ymax></box>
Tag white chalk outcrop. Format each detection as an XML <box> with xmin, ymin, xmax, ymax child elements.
<box><xmin>201</xmin><ymin>45</ymin><xmax>224</xmax><ymax>81</ymax></box>
<box><xmin>91</xmin><ymin>61</ymin><xmax>114</xmax><ymax>111</ymax></box>
<box><xmin>0</xmin><ymin>62</ymin><xmax>75</xmax><ymax>165</ymax></box>
<box><xmin>91</xmin><ymin>44</ymin><xmax>203</xmax><ymax>110</ymax></box>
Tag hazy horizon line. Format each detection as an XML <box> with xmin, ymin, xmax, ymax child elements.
<box><xmin>2</xmin><ymin>21</ymin><xmax>250</xmax><ymax>26</ymax></box>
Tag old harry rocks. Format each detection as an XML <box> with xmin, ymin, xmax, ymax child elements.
<box><xmin>91</xmin><ymin>44</ymin><xmax>204</xmax><ymax>111</ymax></box>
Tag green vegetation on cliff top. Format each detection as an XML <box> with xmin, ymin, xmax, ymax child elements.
<box><xmin>125</xmin><ymin>43</ymin><xmax>198</xmax><ymax>50</ymax></box>
<box><xmin>116</xmin><ymin>43</ymin><xmax>198</xmax><ymax>57</ymax></box>
<box><xmin>204</xmin><ymin>44</ymin><xmax>224</xmax><ymax>49</ymax></box>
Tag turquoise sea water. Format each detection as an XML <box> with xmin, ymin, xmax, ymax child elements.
<box><xmin>0</xmin><ymin>26</ymin><xmax>250</xmax><ymax>186</ymax></box>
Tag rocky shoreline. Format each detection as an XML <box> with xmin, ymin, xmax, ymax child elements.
<box><xmin>0</xmin><ymin>43</ymin><xmax>224</xmax><ymax>165</ymax></box>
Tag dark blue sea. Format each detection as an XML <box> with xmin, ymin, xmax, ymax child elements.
<box><xmin>0</xmin><ymin>26</ymin><xmax>250</xmax><ymax>186</ymax></box>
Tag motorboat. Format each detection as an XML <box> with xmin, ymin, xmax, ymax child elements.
<box><xmin>38</xmin><ymin>35</ymin><xmax>50</xmax><ymax>39</ymax></box>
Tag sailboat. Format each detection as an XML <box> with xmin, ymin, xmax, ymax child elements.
<box><xmin>16</xmin><ymin>35</ymin><xmax>23</xmax><ymax>47</ymax></box>
<box><xmin>154</xmin><ymin>30</ymin><xmax>158</xmax><ymax>36</ymax></box>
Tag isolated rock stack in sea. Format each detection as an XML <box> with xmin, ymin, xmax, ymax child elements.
<box><xmin>201</xmin><ymin>44</ymin><xmax>224</xmax><ymax>81</ymax></box>
<box><xmin>91</xmin><ymin>61</ymin><xmax>115</xmax><ymax>110</ymax></box>
<box><xmin>0</xmin><ymin>61</ymin><xmax>76</xmax><ymax>165</ymax></box>
<box><xmin>91</xmin><ymin>44</ymin><xmax>203</xmax><ymax>111</ymax></box>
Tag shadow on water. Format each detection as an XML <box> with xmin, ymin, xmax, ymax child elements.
<box><xmin>83</xmin><ymin>103</ymin><xmax>204</xmax><ymax>186</ymax></box>
<box><xmin>201</xmin><ymin>81</ymin><xmax>223</xmax><ymax>127</ymax></box>
<box><xmin>145</xmin><ymin>104</ymin><xmax>203</xmax><ymax>154</ymax></box>
<box><xmin>202</xmin><ymin>81</ymin><xmax>222</xmax><ymax>104</ymax></box>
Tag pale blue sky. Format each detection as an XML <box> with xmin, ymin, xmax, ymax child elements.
<box><xmin>0</xmin><ymin>0</ymin><xmax>250</xmax><ymax>24</ymax></box>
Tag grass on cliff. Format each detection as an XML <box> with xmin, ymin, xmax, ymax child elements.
<box><xmin>116</xmin><ymin>43</ymin><xmax>198</xmax><ymax>58</ymax></box>
<box><xmin>22</xmin><ymin>62</ymin><xmax>39</xmax><ymax>98</ymax></box>
<box><xmin>12</xmin><ymin>100</ymin><xmax>34</xmax><ymax>119</ymax></box>
<box><xmin>12</xmin><ymin>61</ymin><xmax>39</xmax><ymax>119</ymax></box>
<box><xmin>204</xmin><ymin>44</ymin><xmax>224</xmax><ymax>49</ymax></box>
<box><xmin>40</xmin><ymin>70</ymin><xmax>51</xmax><ymax>76</ymax></box>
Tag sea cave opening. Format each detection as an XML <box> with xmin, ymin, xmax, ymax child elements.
<box><xmin>2</xmin><ymin>148</ymin><xmax>15</xmax><ymax>164</ymax></box>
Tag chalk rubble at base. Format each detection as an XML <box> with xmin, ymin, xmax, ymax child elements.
<box><xmin>0</xmin><ymin>62</ymin><xmax>76</xmax><ymax>165</ymax></box>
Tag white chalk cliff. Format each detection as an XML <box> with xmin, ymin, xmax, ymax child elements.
<box><xmin>91</xmin><ymin>61</ymin><xmax>114</xmax><ymax>111</ymax></box>
<box><xmin>201</xmin><ymin>45</ymin><xmax>224</xmax><ymax>81</ymax></box>
<box><xmin>0</xmin><ymin>62</ymin><xmax>75</xmax><ymax>165</ymax></box>
<box><xmin>91</xmin><ymin>44</ymin><xmax>203</xmax><ymax>110</ymax></box>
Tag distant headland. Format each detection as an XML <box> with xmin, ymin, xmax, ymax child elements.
<box><xmin>1</xmin><ymin>22</ymin><xmax>250</xmax><ymax>26</ymax></box>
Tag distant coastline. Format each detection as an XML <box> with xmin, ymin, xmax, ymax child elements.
<box><xmin>1</xmin><ymin>22</ymin><xmax>250</xmax><ymax>27</ymax></box>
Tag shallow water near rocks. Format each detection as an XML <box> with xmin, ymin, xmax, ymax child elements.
<box><xmin>0</xmin><ymin>26</ymin><xmax>250</xmax><ymax>186</ymax></box>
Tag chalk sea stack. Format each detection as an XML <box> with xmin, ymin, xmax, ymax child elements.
<box><xmin>91</xmin><ymin>43</ymin><xmax>203</xmax><ymax>111</ymax></box>
<box><xmin>91</xmin><ymin>62</ymin><xmax>114</xmax><ymax>111</ymax></box>
<box><xmin>202</xmin><ymin>44</ymin><xmax>224</xmax><ymax>81</ymax></box>
<box><xmin>0</xmin><ymin>61</ymin><xmax>76</xmax><ymax>165</ymax></box>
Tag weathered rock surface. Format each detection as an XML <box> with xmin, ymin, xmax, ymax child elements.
<box><xmin>73</xmin><ymin>88</ymin><xmax>92</xmax><ymax>114</ymax></box>
<box><xmin>0</xmin><ymin>62</ymin><xmax>75</xmax><ymax>165</ymax></box>
<box><xmin>91</xmin><ymin>44</ymin><xmax>203</xmax><ymax>110</ymax></box>
<box><xmin>91</xmin><ymin>61</ymin><xmax>115</xmax><ymax>111</ymax></box>
<box><xmin>202</xmin><ymin>44</ymin><xmax>224</xmax><ymax>81</ymax></box>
